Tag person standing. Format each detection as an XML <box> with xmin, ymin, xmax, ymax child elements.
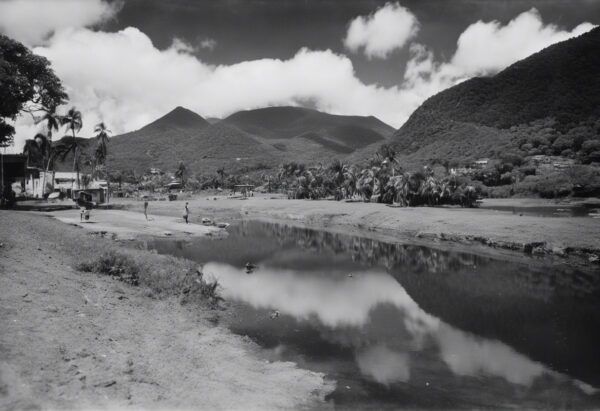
<box><xmin>144</xmin><ymin>200</ymin><xmax>149</xmax><ymax>221</ymax></box>
<box><xmin>183</xmin><ymin>202</ymin><xmax>189</xmax><ymax>224</ymax></box>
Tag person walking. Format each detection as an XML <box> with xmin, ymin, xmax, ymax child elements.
<box><xmin>144</xmin><ymin>200</ymin><xmax>149</xmax><ymax>221</ymax></box>
<box><xmin>183</xmin><ymin>202</ymin><xmax>189</xmax><ymax>224</ymax></box>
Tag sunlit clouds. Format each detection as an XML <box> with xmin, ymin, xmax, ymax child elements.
<box><xmin>0</xmin><ymin>0</ymin><xmax>120</xmax><ymax>45</ymax></box>
<box><xmin>1</xmin><ymin>1</ymin><xmax>595</xmax><ymax>152</ymax></box>
<box><xmin>343</xmin><ymin>2</ymin><xmax>419</xmax><ymax>59</ymax></box>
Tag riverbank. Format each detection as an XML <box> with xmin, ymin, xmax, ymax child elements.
<box><xmin>50</xmin><ymin>209</ymin><xmax>225</xmax><ymax>240</ymax></box>
<box><xmin>0</xmin><ymin>211</ymin><xmax>333</xmax><ymax>410</ymax></box>
<box><xmin>113</xmin><ymin>194</ymin><xmax>600</xmax><ymax>271</ymax></box>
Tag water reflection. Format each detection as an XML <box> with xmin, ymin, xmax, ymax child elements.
<box><xmin>204</xmin><ymin>261</ymin><xmax>555</xmax><ymax>389</ymax></box>
<box><xmin>356</xmin><ymin>345</ymin><xmax>410</xmax><ymax>385</ymax></box>
<box><xmin>205</xmin><ymin>263</ymin><xmax>435</xmax><ymax>328</ymax></box>
<box><xmin>147</xmin><ymin>221</ymin><xmax>600</xmax><ymax>408</ymax></box>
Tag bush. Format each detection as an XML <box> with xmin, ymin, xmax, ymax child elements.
<box><xmin>487</xmin><ymin>185</ymin><xmax>512</xmax><ymax>198</ymax></box>
<box><xmin>581</xmin><ymin>140</ymin><xmax>600</xmax><ymax>154</ymax></box>
<box><xmin>77</xmin><ymin>250</ymin><xmax>223</xmax><ymax>307</ymax></box>
<box><xmin>78</xmin><ymin>251</ymin><xmax>139</xmax><ymax>285</ymax></box>
<box><xmin>583</xmin><ymin>151</ymin><xmax>600</xmax><ymax>164</ymax></box>
<box><xmin>519</xmin><ymin>166</ymin><xmax>536</xmax><ymax>177</ymax></box>
<box><xmin>500</xmin><ymin>153</ymin><xmax>524</xmax><ymax>166</ymax></box>
<box><xmin>500</xmin><ymin>172</ymin><xmax>514</xmax><ymax>185</ymax></box>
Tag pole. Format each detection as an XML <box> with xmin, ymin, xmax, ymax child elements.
<box><xmin>1</xmin><ymin>147</ymin><xmax>4</xmax><ymax>205</ymax></box>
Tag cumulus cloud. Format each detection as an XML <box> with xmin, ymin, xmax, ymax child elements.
<box><xmin>0</xmin><ymin>0</ymin><xmax>120</xmax><ymax>46</ymax></box>
<box><xmin>11</xmin><ymin>26</ymin><xmax>410</xmax><ymax>144</ymax></box>
<box><xmin>448</xmin><ymin>8</ymin><xmax>595</xmax><ymax>77</ymax></box>
<box><xmin>404</xmin><ymin>8</ymin><xmax>596</xmax><ymax>96</ymax></box>
<box><xmin>344</xmin><ymin>2</ymin><xmax>419</xmax><ymax>59</ymax></box>
<box><xmin>7</xmin><ymin>8</ymin><xmax>596</xmax><ymax>152</ymax></box>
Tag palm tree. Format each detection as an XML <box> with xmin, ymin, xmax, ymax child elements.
<box><xmin>420</xmin><ymin>175</ymin><xmax>441</xmax><ymax>206</ymax></box>
<box><xmin>216</xmin><ymin>167</ymin><xmax>226</xmax><ymax>186</ymax></box>
<box><xmin>93</xmin><ymin>122</ymin><xmax>111</xmax><ymax>179</ymax></box>
<box><xmin>356</xmin><ymin>167</ymin><xmax>380</xmax><ymax>202</ymax></box>
<box><xmin>377</xmin><ymin>144</ymin><xmax>401</xmax><ymax>176</ymax></box>
<box><xmin>23</xmin><ymin>134</ymin><xmax>50</xmax><ymax>197</ymax></box>
<box><xmin>342</xmin><ymin>166</ymin><xmax>357</xmax><ymax>199</ymax></box>
<box><xmin>384</xmin><ymin>173</ymin><xmax>410</xmax><ymax>205</ymax></box>
<box><xmin>175</xmin><ymin>161</ymin><xmax>187</xmax><ymax>187</ymax></box>
<box><xmin>36</xmin><ymin>111</ymin><xmax>62</xmax><ymax>195</ymax></box>
<box><xmin>328</xmin><ymin>159</ymin><xmax>348</xmax><ymax>186</ymax></box>
<box><xmin>60</xmin><ymin>107</ymin><xmax>83</xmax><ymax>190</ymax></box>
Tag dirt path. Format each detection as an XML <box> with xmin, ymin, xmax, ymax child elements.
<box><xmin>0</xmin><ymin>211</ymin><xmax>333</xmax><ymax>410</ymax></box>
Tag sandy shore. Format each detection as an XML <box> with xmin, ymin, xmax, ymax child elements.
<box><xmin>50</xmin><ymin>209</ymin><xmax>224</xmax><ymax>240</ymax></box>
<box><xmin>113</xmin><ymin>194</ymin><xmax>600</xmax><ymax>269</ymax></box>
<box><xmin>0</xmin><ymin>211</ymin><xmax>334</xmax><ymax>410</ymax></box>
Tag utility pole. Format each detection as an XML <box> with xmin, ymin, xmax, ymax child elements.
<box><xmin>1</xmin><ymin>146</ymin><xmax>4</xmax><ymax>206</ymax></box>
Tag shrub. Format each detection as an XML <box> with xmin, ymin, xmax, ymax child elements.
<box><xmin>519</xmin><ymin>166</ymin><xmax>536</xmax><ymax>177</ymax></box>
<box><xmin>78</xmin><ymin>251</ymin><xmax>140</xmax><ymax>285</ymax></box>
<box><xmin>487</xmin><ymin>185</ymin><xmax>512</xmax><ymax>198</ymax></box>
<box><xmin>500</xmin><ymin>172</ymin><xmax>514</xmax><ymax>185</ymax></box>
<box><xmin>77</xmin><ymin>250</ymin><xmax>223</xmax><ymax>307</ymax></box>
<box><xmin>581</xmin><ymin>139</ymin><xmax>600</xmax><ymax>154</ymax></box>
<box><xmin>500</xmin><ymin>153</ymin><xmax>524</xmax><ymax>166</ymax></box>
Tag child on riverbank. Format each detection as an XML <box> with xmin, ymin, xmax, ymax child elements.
<box><xmin>183</xmin><ymin>202</ymin><xmax>189</xmax><ymax>224</ymax></box>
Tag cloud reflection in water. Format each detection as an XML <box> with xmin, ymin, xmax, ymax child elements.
<box><xmin>205</xmin><ymin>262</ymin><xmax>580</xmax><ymax>389</ymax></box>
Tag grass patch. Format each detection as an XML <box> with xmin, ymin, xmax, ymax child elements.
<box><xmin>77</xmin><ymin>249</ymin><xmax>223</xmax><ymax>307</ymax></box>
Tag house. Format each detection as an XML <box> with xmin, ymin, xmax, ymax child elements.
<box><xmin>450</xmin><ymin>167</ymin><xmax>472</xmax><ymax>176</ymax></box>
<box><xmin>166</xmin><ymin>181</ymin><xmax>182</xmax><ymax>190</ymax></box>
<box><xmin>23</xmin><ymin>169</ymin><xmax>50</xmax><ymax>198</ymax></box>
<box><xmin>53</xmin><ymin>172</ymin><xmax>90</xmax><ymax>191</ymax></box>
<box><xmin>73</xmin><ymin>188</ymin><xmax>108</xmax><ymax>204</ymax></box>
<box><xmin>473</xmin><ymin>158</ymin><xmax>489</xmax><ymax>168</ymax></box>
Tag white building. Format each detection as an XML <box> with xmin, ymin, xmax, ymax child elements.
<box><xmin>23</xmin><ymin>170</ymin><xmax>44</xmax><ymax>198</ymax></box>
<box><xmin>53</xmin><ymin>172</ymin><xmax>88</xmax><ymax>191</ymax></box>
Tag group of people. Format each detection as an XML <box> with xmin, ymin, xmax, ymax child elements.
<box><xmin>144</xmin><ymin>201</ymin><xmax>190</xmax><ymax>223</ymax></box>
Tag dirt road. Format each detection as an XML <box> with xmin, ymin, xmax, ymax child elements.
<box><xmin>0</xmin><ymin>211</ymin><xmax>333</xmax><ymax>410</ymax></box>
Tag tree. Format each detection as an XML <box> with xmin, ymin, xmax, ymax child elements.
<box><xmin>22</xmin><ymin>133</ymin><xmax>50</xmax><ymax>169</ymax></box>
<box><xmin>0</xmin><ymin>34</ymin><xmax>67</xmax><ymax>148</ymax></box>
<box><xmin>175</xmin><ymin>161</ymin><xmax>187</xmax><ymax>187</ymax></box>
<box><xmin>59</xmin><ymin>107</ymin><xmax>83</xmax><ymax>190</ymax></box>
<box><xmin>216</xmin><ymin>167</ymin><xmax>226</xmax><ymax>186</ymax></box>
<box><xmin>93</xmin><ymin>122</ymin><xmax>111</xmax><ymax>179</ymax></box>
<box><xmin>35</xmin><ymin>111</ymin><xmax>62</xmax><ymax>194</ymax></box>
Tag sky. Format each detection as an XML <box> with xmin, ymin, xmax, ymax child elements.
<box><xmin>1</xmin><ymin>0</ymin><xmax>599</xmax><ymax>152</ymax></box>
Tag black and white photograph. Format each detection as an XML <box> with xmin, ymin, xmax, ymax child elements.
<box><xmin>1</xmin><ymin>0</ymin><xmax>599</xmax><ymax>409</ymax></box>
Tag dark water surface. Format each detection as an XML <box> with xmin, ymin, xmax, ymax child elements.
<box><xmin>146</xmin><ymin>221</ymin><xmax>600</xmax><ymax>409</ymax></box>
<box><xmin>479</xmin><ymin>204</ymin><xmax>600</xmax><ymax>218</ymax></box>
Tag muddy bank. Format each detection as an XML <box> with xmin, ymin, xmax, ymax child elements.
<box><xmin>113</xmin><ymin>195</ymin><xmax>600</xmax><ymax>271</ymax></box>
<box><xmin>0</xmin><ymin>211</ymin><xmax>334</xmax><ymax>410</ymax></box>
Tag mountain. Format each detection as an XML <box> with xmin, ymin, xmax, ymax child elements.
<box><xmin>392</xmin><ymin>27</ymin><xmax>600</xmax><ymax>166</ymax></box>
<box><xmin>57</xmin><ymin>105</ymin><xmax>395</xmax><ymax>177</ymax></box>
<box><xmin>103</xmin><ymin>107</ymin><xmax>283</xmax><ymax>175</ymax></box>
<box><xmin>139</xmin><ymin>106</ymin><xmax>210</xmax><ymax>132</ymax></box>
<box><xmin>223</xmin><ymin>106</ymin><xmax>394</xmax><ymax>153</ymax></box>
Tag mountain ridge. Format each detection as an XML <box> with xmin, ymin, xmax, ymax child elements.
<box><xmin>392</xmin><ymin>26</ymin><xmax>600</xmax><ymax>166</ymax></box>
<box><xmin>96</xmin><ymin>105</ymin><xmax>395</xmax><ymax>175</ymax></box>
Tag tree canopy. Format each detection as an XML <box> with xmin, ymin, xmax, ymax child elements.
<box><xmin>0</xmin><ymin>34</ymin><xmax>67</xmax><ymax>147</ymax></box>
